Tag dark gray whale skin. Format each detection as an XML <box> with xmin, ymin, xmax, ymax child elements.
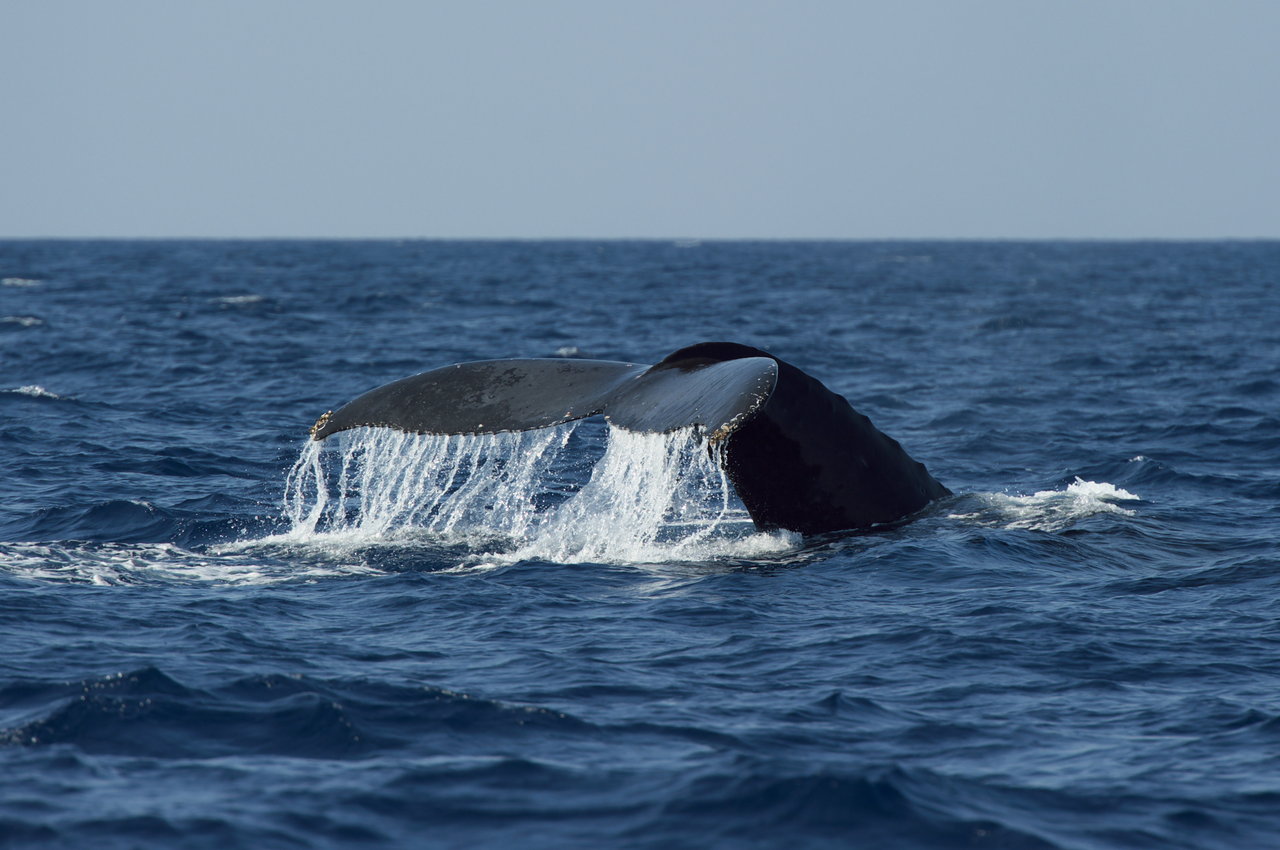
<box><xmin>310</xmin><ymin>342</ymin><xmax>950</xmax><ymax>535</ymax></box>
<box><xmin>671</xmin><ymin>343</ymin><xmax>951</xmax><ymax>534</ymax></box>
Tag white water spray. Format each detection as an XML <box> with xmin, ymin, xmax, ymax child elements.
<box><xmin>949</xmin><ymin>478</ymin><xmax>1141</xmax><ymax>532</ymax></box>
<box><xmin>281</xmin><ymin>423</ymin><xmax>794</xmax><ymax>564</ymax></box>
<box><xmin>508</xmin><ymin>427</ymin><xmax>751</xmax><ymax>564</ymax></box>
<box><xmin>284</xmin><ymin>426</ymin><xmax>577</xmax><ymax>542</ymax></box>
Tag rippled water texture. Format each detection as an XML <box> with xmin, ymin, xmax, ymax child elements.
<box><xmin>2</xmin><ymin>241</ymin><xmax>1278</xmax><ymax>849</ymax></box>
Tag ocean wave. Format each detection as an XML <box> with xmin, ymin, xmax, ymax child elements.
<box><xmin>1106</xmin><ymin>555</ymin><xmax>1280</xmax><ymax>596</ymax></box>
<box><xmin>0</xmin><ymin>668</ymin><xmax>1064</xmax><ymax>845</ymax></box>
<box><xmin>3</xmin><ymin>667</ymin><xmax>372</xmax><ymax>759</ymax></box>
<box><xmin>657</xmin><ymin>765</ymin><xmax>1061</xmax><ymax>848</ymax></box>
<box><xmin>1</xmin><ymin>666</ymin><xmax>609</xmax><ymax>761</ymax></box>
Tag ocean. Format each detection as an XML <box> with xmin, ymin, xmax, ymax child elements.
<box><xmin>1</xmin><ymin>240</ymin><xmax>1277</xmax><ymax>848</ymax></box>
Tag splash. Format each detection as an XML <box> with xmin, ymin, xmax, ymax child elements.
<box><xmin>281</xmin><ymin>422</ymin><xmax>794</xmax><ymax>565</ymax></box>
<box><xmin>6</xmin><ymin>385</ymin><xmax>65</xmax><ymax>399</ymax></box>
<box><xmin>950</xmin><ymin>477</ymin><xmax>1141</xmax><ymax>532</ymax></box>
<box><xmin>506</xmin><ymin>427</ymin><xmax>756</xmax><ymax>564</ymax></box>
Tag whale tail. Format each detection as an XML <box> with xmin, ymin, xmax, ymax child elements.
<box><xmin>310</xmin><ymin>342</ymin><xmax>949</xmax><ymax>534</ymax></box>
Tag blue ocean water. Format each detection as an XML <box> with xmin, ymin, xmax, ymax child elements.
<box><xmin>1</xmin><ymin>240</ymin><xmax>1278</xmax><ymax>849</ymax></box>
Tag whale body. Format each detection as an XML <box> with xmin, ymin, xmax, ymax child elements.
<box><xmin>309</xmin><ymin>342</ymin><xmax>950</xmax><ymax>535</ymax></box>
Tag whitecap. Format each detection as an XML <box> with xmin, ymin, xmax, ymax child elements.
<box><xmin>949</xmin><ymin>477</ymin><xmax>1140</xmax><ymax>532</ymax></box>
<box><xmin>212</xmin><ymin>294</ymin><xmax>266</xmax><ymax>305</ymax></box>
<box><xmin>1</xmin><ymin>277</ymin><xmax>41</xmax><ymax>287</ymax></box>
<box><xmin>8</xmin><ymin>385</ymin><xmax>64</xmax><ymax>399</ymax></box>
<box><xmin>1</xmin><ymin>316</ymin><xmax>43</xmax><ymax>327</ymax></box>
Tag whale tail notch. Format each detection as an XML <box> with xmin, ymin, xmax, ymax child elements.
<box><xmin>309</xmin><ymin>342</ymin><xmax>949</xmax><ymax>534</ymax></box>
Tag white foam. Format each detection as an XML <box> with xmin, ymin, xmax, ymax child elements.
<box><xmin>950</xmin><ymin>477</ymin><xmax>1141</xmax><ymax>532</ymax></box>
<box><xmin>2</xmin><ymin>316</ymin><xmax>43</xmax><ymax>327</ymax></box>
<box><xmin>0</xmin><ymin>541</ymin><xmax>375</xmax><ymax>586</ymax></box>
<box><xmin>8</xmin><ymin>385</ymin><xmax>64</xmax><ymax>399</ymax></box>
<box><xmin>1</xmin><ymin>277</ymin><xmax>41</xmax><ymax>287</ymax></box>
<box><xmin>280</xmin><ymin>423</ymin><xmax>797</xmax><ymax>566</ymax></box>
<box><xmin>212</xmin><ymin>294</ymin><xmax>266</xmax><ymax>305</ymax></box>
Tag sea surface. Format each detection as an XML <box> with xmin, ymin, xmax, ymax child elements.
<box><xmin>1</xmin><ymin>240</ymin><xmax>1278</xmax><ymax>849</ymax></box>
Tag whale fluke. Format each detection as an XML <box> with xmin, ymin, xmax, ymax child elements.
<box><xmin>310</xmin><ymin>342</ymin><xmax>949</xmax><ymax>534</ymax></box>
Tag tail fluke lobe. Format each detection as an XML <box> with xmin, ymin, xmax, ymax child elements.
<box><xmin>310</xmin><ymin>359</ymin><xmax>646</xmax><ymax>440</ymax></box>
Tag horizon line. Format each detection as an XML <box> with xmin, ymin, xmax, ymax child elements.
<box><xmin>3</xmin><ymin>235</ymin><xmax>1279</xmax><ymax>243</ymax></box>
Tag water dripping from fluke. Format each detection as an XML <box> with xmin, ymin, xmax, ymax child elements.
<box><xmin>279</xmin><ymin>421</ymin><xmax>797</xmax><ymax>566</ymax></box>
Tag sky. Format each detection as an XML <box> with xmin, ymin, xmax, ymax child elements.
<box><xmin>3</xmin><ymin>1</ymin><xmax>1279</xmax><ymax>239</ymax></box>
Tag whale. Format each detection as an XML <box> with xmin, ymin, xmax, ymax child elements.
<box><xmin>309</xmin><ymin>342</ymin><xmax>950</xmax><ymax>535</ymax></box>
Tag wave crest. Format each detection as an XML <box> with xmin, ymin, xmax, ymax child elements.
<box><xmin>950</xmin><ymin>477</ymin><xmax>1141</xmax><ymax>532</ymax></box>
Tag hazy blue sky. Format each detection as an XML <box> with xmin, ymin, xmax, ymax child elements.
<box><xmin>4</xmin><ymin>1</ymin><xmax>1278</xmax><ymax>238</ymax></box>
